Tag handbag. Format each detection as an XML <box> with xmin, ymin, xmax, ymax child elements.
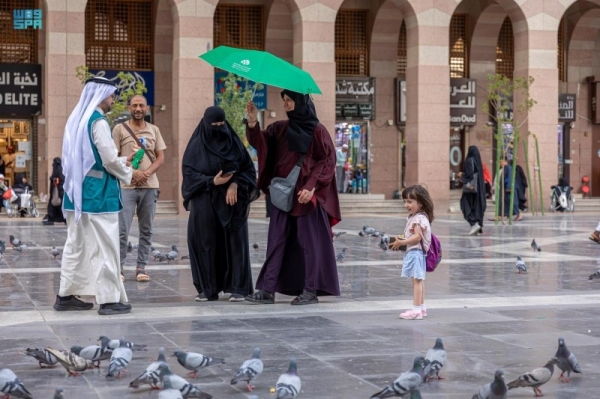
<box><xmin>269</xmin><ymin>154</ymin><xmax>306</xmax><ymax>212</ymax></box>
<box><xmin>462</xmin><ymin>172</ymin><xmax>478</xmax><ymax>193</ymax></box>
<box><xmin>2</xmin><ymin>188</ymin><xmax>12</xmax><ymax>200</ymax></box>
<box><xmin>51</xmin><ymin>179</ymin><xmax>61</xmax><ymax>207</ymax></box>
<box><xmin>121</xmin><ymin>122</ymin><xmax>156</xmax><ymax>163</ymax></box>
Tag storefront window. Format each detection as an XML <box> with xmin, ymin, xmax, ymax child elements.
<box><xmin>335</xmin><ymin>122</ymin><xmax>369</xmax><ymax>194</ymax></box>
<box><xmin>0</xmin><ymin>119</ymin><xmax>33</xmax><ymax>187</ymax></box>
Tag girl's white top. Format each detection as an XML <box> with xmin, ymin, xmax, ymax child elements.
<box><xmin>403</xmin><ymin>212</ymin><xmax>431</xmax><ymax>252</ymax></box>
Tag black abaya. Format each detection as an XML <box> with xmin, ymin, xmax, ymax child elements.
<box><xmin>47</xmin><ymin>157</ymin><xmax>66</xmax><ymax>223</ymax></box>
<box><xmin>460</xmin><ymin>146</ymin><xmax>486</xmax><ymax>228</ymax></box>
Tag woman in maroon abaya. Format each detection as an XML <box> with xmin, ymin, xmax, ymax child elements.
<box><xmin>245</xmin><ymin>90</ymin><xmax>341</xmax><ymax>305</ymax></box>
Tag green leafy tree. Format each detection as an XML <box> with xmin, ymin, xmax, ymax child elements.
<box><xmin>75</xmin><ymin>66</ymin><xmax>147</xmax><ymax>126</ymax></box>
<box><xmin>215</xmin><ymin>73</ymin><xmax>263</xmax><ymax>146</ymax></box>
<box><xmin>483</xmin><ymin>74</ymin><xmax>536</xmax><ymax>224</ymax></box>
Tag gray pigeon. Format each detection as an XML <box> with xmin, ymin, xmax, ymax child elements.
<box><xmin>159</xmin><ymin>378</ymin><xmax>184</xmax><ymax>399</ymax></box>
<box><xmin>0</xmin><ymin>368</ymin><xmax>33</xmax><ymax>399</ymax></box>
<box><xmin>507</xmin><ymin>358</ymin><xmax>556</xmax><ymax>397</ymax></box>
<box><xmin>588</xmin><ymin>271</ymin><xmax>600</xmax><ymax>280</ymax></box>
<box><xmin>370</xmin><ymin>356</ymin><xmax>423</xmax><ymax>398</ymax></box>
<box><xmin>0</xmin><ymin>240</ymin><xmax>5</xmax><ymax>258</ymax></box>
<box><xmin>45</xmin><ymin>347</ymin><xmax>93</xmax><ymax>375</ymax></box>
<box><xmin>363</xmin><ymin>226</ymin><xmax>376</xmax><ymax>236</ymax></box>
<box><xmin>165</xmin><ymin>245</ymin><xmax>179</xmax><ymax>263</ymax></box>
<box><xmin>9</xmin><ymin>235</ymin><xmax>21</xmax><ymax>247</ymax></box>
<box><xmin>99</xmin><ymin>335</ymin><xmax>147</xmax><ymax>352</ymax></box>
<box><xmin>157</xmin><ymin>363</ymin><xmax>213</xmax><ymax>398</ymax></box>
<box><xmin>127</xmin><ymin>241</ymin><xmax>133</xmax><ymax>254</ymax></box>
<box><xmin>51</xmin><ymin>246</ymin><xmax>61</xmax><ymax>259</ymax></box>
<box><xmin>13</xmin><ymin>244</ymin><xmax>27</xmax><ymax>252</ymax></box>
<box><xmin>71</xmin><ymin>344</ymin><xmax>111</xmax><ymax>367</ymax></box>
<box><xmin>372</xmin><ymin>230</ymin><xmax>382</xmax><ymax>238</ymax></box>
<box><xmin>472</xmin><ymin>369</ymin><xmax>507</xmax><ymax>399</ymax></box>
<box><xmin>54</xmin><ymin>388</ymin><xmax>64</xmax><ymax>399</ymax></box>
<box><xmin>151</xmin><ymin>246</ymin><xmax>162</xmax><ymax>260</ymax></box>
<box><xmin>554</xmin><ymin>337</ymin><xmax>582</xmax><ymax>382</ymax></box>
<box><xmin>276</xmin><ymin>357</ymin><xmax>301</xmax><ymax>399</ymax></box>
<box><xmin>25</xmin><ymin>347</ymin><xmax>58</xmax><ymax>368</ymax></box>
<box><xmin>173</xmin><ymin>349</ymin><xmax>225</xmax><ymax>379</ymax></box>
<box><xmin>230</xmin><ymin>347</ymin><xmax>264</xmax><ymax>392</ymax></box>
<box><xmin>129</xmin><ymin>347</ymin><xmax>167</xmax><ymax>389</ymax></box>
<box><xmin>335</xmin><ymin>247</ymin><xmax>347</xmax><ymax>263</ymax></box>
<box><xmin>516</xmin><ymin>256</ymin><xmax>527</xmax><ymax>274</ymax></box>
<box><xmin>423</xmin><ymin>338</ymin><xmax>447</xmax><ymax>382</ymax></box>
<box><xmin>379</xmin><ymin>235</ymin><xmax>391</xmax><ymax>251</ymax></box>
<box><xmin>333</xmin><ymin>231</ymin><xmax>346</xmax><ymax>238</ymax></box>
<box><xmin>106</xmin><ymin>337</ymin><xmax>133</xmax><ymax>379</ymax></box>
<box><xmin>531</xmin><ymin>239</ymin><xmax>541</xmax><ymax>252</ymax></box>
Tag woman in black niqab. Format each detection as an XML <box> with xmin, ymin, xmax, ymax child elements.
<box><xmin>460</xmin><ymin>146</ymin><xmax>486</xmax><ymax>235</ymax></box>
<box><xmin>44</xmin><ymin>157</ymin><xmax>66</xmax><ymax>225</ymax></box>
<box><xmin>182</xmin><ymin>106</ymin><xmax>259</xmax><ymax>301</ymax></box>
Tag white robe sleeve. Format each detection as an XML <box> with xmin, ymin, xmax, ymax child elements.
<box><xmin>92</xmin><ymin>119</ymin><xmax>133</xmax><ymax>185</ymax></box>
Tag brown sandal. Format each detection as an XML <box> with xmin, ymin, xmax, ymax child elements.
<box><xmin>589</xmin><ymin>233</ymin><xmax>600</xmax><ymax>245</ymax></box>
<box><xmin>136</xmin><ymin>269</ymin><xmax>150</xmax><ymax>282</ymax></box>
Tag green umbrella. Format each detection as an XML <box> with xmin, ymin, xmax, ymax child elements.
<box><xmin>199</xmin><ymin>45</ymin><xmax>322</xmax><ymax>95</ymax></box>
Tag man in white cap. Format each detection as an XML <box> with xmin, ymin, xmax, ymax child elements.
<box><xmin>54</xmin><ymin>77</ymin><xmax>135</xmax><ymax>315</ymax></box>
<box><xmin>335</xmin><ymin>144</ymin><xmax>349</xmax><ymax>193</ymax></box>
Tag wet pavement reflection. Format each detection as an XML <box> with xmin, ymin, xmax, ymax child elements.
<box><xmin>1</xmin><ymin>213</ymin><xmax>600</xmax><ymax>397</ymax></box>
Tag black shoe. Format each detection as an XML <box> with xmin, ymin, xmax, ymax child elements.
<box><xmin>98</xmin><ymin>302</ymin><xmax>132</xmax><ymax>315</ymax></box>
<box><xmin>42</xmin><ymin>220</ymin><xmax>54</xmax><ymax>225</ymax></box>
<box><xmin>291</xmin><ymin>290</ymin><xmax>318</xmax><ymax>306</ymax></box>
<box><xmin>53</xmin><ymin>295</ymin><xmax>94</xmax><ymax>311</ymax></box>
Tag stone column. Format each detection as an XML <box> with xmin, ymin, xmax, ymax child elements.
<box><xmin>43</xmin><ymin>0</ymin><xmax>87</xmax><ymax>194</ymax></box>
<box><xmin>171</xmin><ymin>0</ymin><xmax>216</xmax><ymax>213</ymax></box>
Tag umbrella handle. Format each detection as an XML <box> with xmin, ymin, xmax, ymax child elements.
<box><xmin>243</xmin><ymin>85</ymin><xmax>259</xmax><ymax>123</ymax></box>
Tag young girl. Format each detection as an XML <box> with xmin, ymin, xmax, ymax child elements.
<box><xmin>390</xmin><ymin>185</ymin><xmax>434</xmax><ymax>320</ymax></box>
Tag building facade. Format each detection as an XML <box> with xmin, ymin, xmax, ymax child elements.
<box><xmin>1</xmin><ymin>0</ymin><xmax>599</xmax><ymax>212</ymax></box>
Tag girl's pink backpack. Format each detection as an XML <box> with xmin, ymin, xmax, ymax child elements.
<box><xmin>420</xmin><ymin>233</ymin><xmax>442</xmax><ymax>272</ymax></box>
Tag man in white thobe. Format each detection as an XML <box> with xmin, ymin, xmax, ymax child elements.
<box><xmin>54</xmin><ymin>77</ymin><xmax>135</xmax><ymax>315</ymax></box>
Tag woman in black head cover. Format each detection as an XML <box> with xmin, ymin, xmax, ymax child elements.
<box><xmin>182</xmin><ymin>106</ymin><xmax>259</xmax><ymax>302</ymax></box>
<box><xmin>459</xmin><ymin>146</ymin><xmax>486</xmax><ymax>235</ymax></box>
<box><xmin>44</xmin><ymin>157</ymin><xmax>66</xmax><ymax>225</ymax></box>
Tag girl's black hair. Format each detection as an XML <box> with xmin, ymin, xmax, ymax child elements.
<box><xmin>402</xmin><ymin>184</ymin><xmax>435</xmax><ymax>222</ymax></box>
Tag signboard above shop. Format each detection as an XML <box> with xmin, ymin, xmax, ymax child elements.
<box><xmin>558</xmin><ymin>93</ymin><xmax>576</xmax><ymax>121</ymax></box>
<box><xmin>450</xmin><ymin>78</ymin><xmax>477</xmax><ymax>126</ymax></box>
<box><xmin>89</xmin><ymin>69</ymin><xmax>155</xmax><ymax>106</ymax></box>
<box><xmin>0</xmin><ymin>63</ymin><xmax>42</xmax><ymax>115</ymax></box>
<box><xmin>336</xmin><ymin>77</ymin><xmax>375</xmax><ymax>120</ymax></box>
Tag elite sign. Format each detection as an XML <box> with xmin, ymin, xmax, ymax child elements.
<box><xmin>0</xmin><ymin>64</ymin><xmax>42</xmax><ymax>115</ymax></box>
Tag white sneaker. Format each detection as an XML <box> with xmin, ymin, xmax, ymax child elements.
<box><xmin>468</xmin><ymin>224</ymin><xmax>479</xmax><ymax>236</ymax></box>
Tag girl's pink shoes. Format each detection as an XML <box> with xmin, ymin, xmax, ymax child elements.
<box><xmin>399</xmin><ymin>309</ymin><xmax>423</xmax><ymax>320</ymax></box>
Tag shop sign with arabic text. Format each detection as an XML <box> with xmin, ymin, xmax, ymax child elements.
<box><xmin>0</xmin><ymin>63</ymin><xmax>42</xmax><ymax>115</ymax></box>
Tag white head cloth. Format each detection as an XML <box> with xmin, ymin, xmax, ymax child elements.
<box><xmin>62</xmin><ymin>78</ymin><xmax>116</xmax><ymax>221</ymax></box>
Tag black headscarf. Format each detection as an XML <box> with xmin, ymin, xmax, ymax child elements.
<box><xmin>281</xmin><ymin>89</ymin><xmax>319</xmax><ymax>153</ymax></box>
<box><xmin>50</xmin><ymin>157</ymin><xmax>64</xmax><ymax>181</ymax></box>
<box><xmin>181</xmin><ymin>106</ymin><xmax>259</xmax><ymax>227</ymax></box>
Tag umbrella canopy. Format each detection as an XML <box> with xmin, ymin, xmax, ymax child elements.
<box><xmin>199</xmin><ymin>46</ymin><xmax>322</xmax><ymax>95</ymax></box>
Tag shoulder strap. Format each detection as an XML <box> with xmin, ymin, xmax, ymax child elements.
<box><xmin>295</xmin><ymin>153</ymin><xmax>306</xmax><ymax>167</ymax></box>
<box><xmin>121</xmin><ymin>122</ymin><xmax>156</xmax><ymax>163</ymax></box>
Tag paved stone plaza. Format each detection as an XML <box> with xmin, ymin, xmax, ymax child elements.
<box><xmin>1</xmin><ymin>213</ymin><xmax>600</xmax><ymax>398</ymax></box>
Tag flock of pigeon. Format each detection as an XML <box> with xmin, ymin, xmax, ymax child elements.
<box><xmin>0</xmin><ymin>336</ymin><xmax>303</xmax><ymax>399</ymax></box>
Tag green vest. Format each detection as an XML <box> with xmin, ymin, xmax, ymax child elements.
<box><xmin>63</xmin><ymin>110</ymin><xmax>123</xmax><ymax>214</ymax></box>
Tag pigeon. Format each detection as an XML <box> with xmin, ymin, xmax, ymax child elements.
<box><xmin>129</xmin><ymin>347</ymin><xmax>167</xmax><ymax>389</ymax></box>
<box><xmin>99</xmin><ymin>336</ymin><xmax>147</xmax><ymax>352</ymax></box>
<box><xmin>276</xmin><ymin>357</ymin><xmax>301</xmax><ymax>399</ymax></box>
<box><xmin>253</xmin><ymin>242</ymin><xmax>259</xmax><ymax>251</ymax></box>
<box><xmin>516</xmin><ymin>256</ymin><xmax>527</xmax><ymax>274</ymax></box>
<box><xmin>173</xmin><ymin>350</ymin><xmax>225</xmax><ymax>379</ymax></box>
<box><xmin>70</xmin><ymin>344</ymin><xmax>111</xmax><ymax>367</ymax></box>
<box><xmin>25</xmin><ymin>347</ymin><xmax>58</xmax><ymax>368</ymax></box>
<box><xmin>335</xmin><ymin>247</ymin><xmax>347</xmax><ymax>263</ymax></box>
<box><xmin>13</xmin><ymin>244</ymin><xmax>27</xmax><ymax>252</ymax></box>
<box><xmin>165</xmin><ymin>245</ymin><xmax>179</xmax><ymax>263</ymax></box>
<box><xmin>230</xmin><ymin>347</ymin><xmax>264</xmax><ymax>392</ymax></box>
<box><xmin>9</xmin><ymin>235</ymin><xmax>21</xmax><ymax>247</ymax></box>
<box><xmin>51</xmin><ymin>246</ymin><xmax>61</xmax><ymax>259</ymax></box>
<box><xmin>372</xmin><ymin>231</ymin><xmax>382</xmax><ymax>238</ymax></box>
<box><xmin>379</xmin><ymin>235</ymin><xmax>391</xmax><ymax>251</ymax></box>
<box><xmin>531</xmin><ymin>239</ymin><xmax>541</xmax><ymax>252</ymax></box>
<box><xmin>0</xmin><ymin>240</ymin><xmax>5</xmax><ymax>258</ymax></box>
<box><xmin>157</xmin><ymin>254</ymin><xmax>168</xmax><ymax>262</ymax></box>
<box><xmin>370</xmin><ymin>355</ymin><xmax>423</xmax><ymax>398</ymax></box>
<box><xmin>159</xmin><ymin>378</ymin><xmax>184</xmax><ymax>399</ymax></box>
<box><xmin>157</xmin><ymin>363</ymin><xmax>213</xmax><ymax>398</ymax></box>
<box><xmin>363</xmin><ymin>226</ymin><xmax>376</xmax><ymax>236</ymax></box>
<box><xmin>588</xmin><ymin>271</ymin><xmax>600</xmax><ymax>280</ymax></box>
<box><xmin>423</xmin><ymin>338</ymin><xmax>447</xmax><ymax>382</ymax></box>
<box><xmin>554</xmin><ymin>337</ymin><xmax>581</xmax><ymax>383</ymax></box>
<box><xmin>127</xmin><ymin>241</ymin><xmax>133</xmax><ymax>254</ymax></box>
<box><xmin>45</xmin><ymin>347</ymin><xmax>93</xmax><ymax>375</ymax></box>
<box><xmin>151</xmin><ymin>246</ymin><xmax>162</xmax><ymax>260</ymax></box>
<box><xmin>0</xmin><ymin>368</ymin><xmax>33</xmax><ymax>399</ymax></box>
<box><xmin>54</xmin><ymin>388</ymin><xmax>64</xmax><ymax>399</ymax></box>
<box><xmin>181</xmin><ymin>255</ymin><xmax>190</xmax><ymax>260</ymax></box>
<box><xmin>472</xmin><ymin>369</ymin><xmax>507</xmax><ymax>399</ymax></box>
<box><xmin>507</xmin><ymin>358</ymin><xmax>556</xmax><ymax>397</ymax></box>
<box><xmin>333</xmin><ymin>231</ymin><xmax>346</xmax><ymax>238</ymax></box>
<box><xmin>106</xmin><ymin>337</ymin><xmax>133</xmax><ymax>379</ymax></box>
